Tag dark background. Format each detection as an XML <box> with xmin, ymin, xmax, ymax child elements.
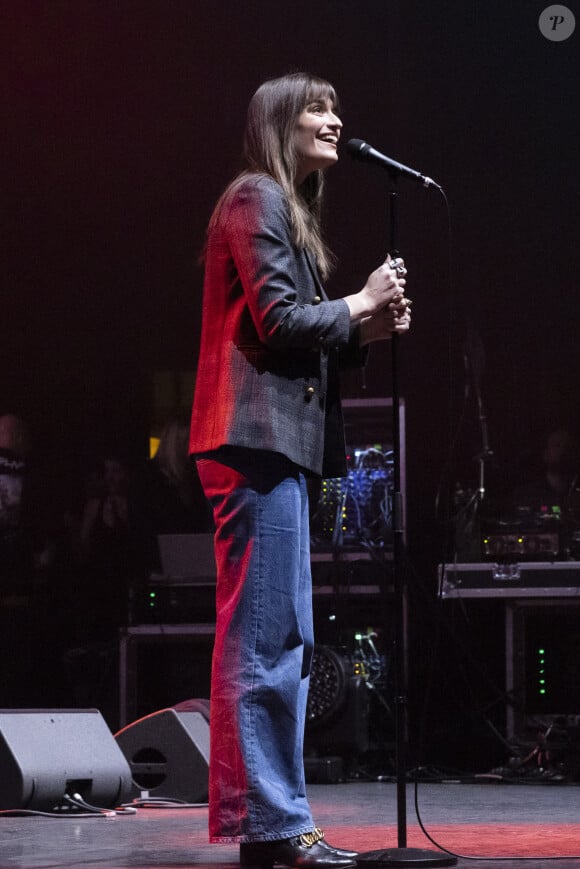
<box><xmin>2</xmin><ymin>0</ymin><xmax>579</xmax><ymax>767</ymax></box>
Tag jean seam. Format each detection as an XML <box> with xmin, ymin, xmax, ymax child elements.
<box><xmin>246</xmin><ymin>483</ymin><xmax>264</xmax><ymax>831</ymax></box>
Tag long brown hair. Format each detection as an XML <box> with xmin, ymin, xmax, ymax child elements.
<box><xmin>210</xmin><ymin>72</ymin><xmax>339</xmax><ymax>279</ymax></box>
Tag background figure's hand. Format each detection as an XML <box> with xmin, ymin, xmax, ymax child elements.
<box><xmin>344</xmin><ymin>255</ymin><xmax>407</xmax><ymax>322</ymax></box>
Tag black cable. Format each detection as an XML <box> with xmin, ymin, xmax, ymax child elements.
<box><xmin>434</xmin><ymin>185</ymin><xmax>460</xmax><ymax>535</ymax></box>
<box><xmin>413</xmin><ymin>777</ymin><xmax>580</xmax><ymax>862</ymax></box>
<box><xmin>0</xmin><ymin>800</ymin><xmax>116</xmax><ymax>819</ymax></box>
<box><xmin>409</xmin><ymin>160</ymin><xmax>580</xmax><ymax>868</ymax></box>
<box><xmin>407</xmin><ymin>545</ymin><xmax>580</xmax><ymax>862</ymax></box>
<box><xmin>127</xmin><ymin>796</ymin><xmax>207</xmax><ymax>808</ymax></box>
<box><xmin>0</xmin><ymin>808</ymin><xmax>114</xmax><ymax>818</ymax></box>
<box><xmin>65</xmin><ymin>793</ymin><xmax>137</xmax><ymax>815</ymax></box>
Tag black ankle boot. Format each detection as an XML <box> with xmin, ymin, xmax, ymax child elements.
<box><xmin>240</xmin><ymin>828</ymin><xmax>358</xmax><ymax>869</ymax></box>
<box><xmin>318</xmin><ymin>840</ymin><xmax>358</xmax><ymax>860</ymax></box>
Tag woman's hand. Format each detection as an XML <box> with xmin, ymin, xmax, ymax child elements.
<box><xmin>360</xmin><ymin>258</ymin><xmax>412</xmax><ymax>347</ymax></box>
<box><xmin>359</xmin><ymin>293</ymin><xmax>412</xmax><ymax>346</ymax></box>
<box><xmin>344</xmin><ymin>255</ymin><xmax>407</xmax><ymax>323</ymax></box>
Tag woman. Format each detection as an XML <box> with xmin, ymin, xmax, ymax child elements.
<box><xmin>190</xmin><ymin>72</ymin><xmax>410</xmax><ymax>868</ymax></box>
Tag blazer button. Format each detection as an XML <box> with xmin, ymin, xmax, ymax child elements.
<box><xmin>312</xmin><ymin>295</ymin><xmax>322</xmax><ymax>305</ymax></box>
<box><xmin>305</xmin><ymin>386</ymin><xmax>315</xmax><ymax>401</ymax></box>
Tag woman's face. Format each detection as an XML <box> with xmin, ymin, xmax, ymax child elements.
<box><xmin>294</xmin><ymin>97</ymin><xmax>342</xmax><ymax>183</ymax></box>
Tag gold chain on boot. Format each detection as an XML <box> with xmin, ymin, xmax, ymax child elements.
<box><xmin>299</xmin><ymin>828</ymin><xmax>325</xmax><ymax>848</ymax></box>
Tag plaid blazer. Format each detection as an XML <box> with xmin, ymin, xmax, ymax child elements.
<box><xmin>189</xmin><ymin>174</ymin><xmax>364</xmax><ymax>477</ymax></box>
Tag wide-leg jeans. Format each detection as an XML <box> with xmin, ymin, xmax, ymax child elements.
<box><xmin>197</xmin><ymin>449</ymin><xmax>315</xmax><ymax>843</ymax></box>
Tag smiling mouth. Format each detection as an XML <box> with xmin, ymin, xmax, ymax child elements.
<box><xmin>318</xmin><ymin>135</ymin><xmax>338</xmax><ymax>147</ymax></box>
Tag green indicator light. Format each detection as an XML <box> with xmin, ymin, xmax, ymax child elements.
<box><xmin>540</xmin><ymin>689</ymin><xmax>546</xmax><ymax>695</ymax></box>
<box><xmin>539</xmin><ymin>679</ymin><xmax>545</xmax><ymax>684</ymax></box>
<box><xmin>538</xmin><ymin>648</ymin><xmax>545</xmax><ymax>654</ymax></box>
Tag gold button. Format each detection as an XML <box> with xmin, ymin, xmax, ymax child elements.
<box><xmin>312</xmin><ymin>296</ymin><xmax>321</xmax><ymax>305</ymax></box>
<box><xmin>305</xmin><ymin>386</ymin><xmax>315</xmax><ymax>394</ymax></box>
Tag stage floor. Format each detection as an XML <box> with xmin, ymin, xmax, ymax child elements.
<box><xmin>1</xmin><ymin>781</ymin><xmax>580</xmax><ymax>869</ymax></box>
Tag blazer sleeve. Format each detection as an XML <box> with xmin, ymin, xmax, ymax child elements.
<box><xmin>223</xmin><ymin>176</ymin><xmax>352</xmax><ymax>351</ymax></box>
<box><xmin>339</xmin><ymin>325</ymin><xmax>369</xmax><ymax>369</ymax></box>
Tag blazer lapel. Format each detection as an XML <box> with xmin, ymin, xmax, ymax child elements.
<box><xmin>303</xmin><ymin>249</ymin><xmax>328</xmax><ymax>301</ymax></box>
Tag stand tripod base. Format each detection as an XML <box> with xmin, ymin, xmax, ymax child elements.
<box><xmin>357</xmin><ymin>847</ymin><xmax>457</xmax><ymax>867</ymax></box>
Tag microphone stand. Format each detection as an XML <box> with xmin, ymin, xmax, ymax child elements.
<box><xmin>357</xmin><ymin>187</ymin><xmax>456</xmax><ymax>868</ymax></box>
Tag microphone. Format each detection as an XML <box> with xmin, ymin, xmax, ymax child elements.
<box><xmin>346</xmin><ymin>138</ymin><xmax>442</xmax><ymax>190</ymax></box>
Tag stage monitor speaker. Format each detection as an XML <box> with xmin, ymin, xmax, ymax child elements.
<box><xmin>115</xmin><ymin>706</ymin><xmax>210</xmax><ymax>802</ymax></box>
<box><xmin>0</xmin><ymin>708</ymin><xmax>132</xmax><ymax>811</ymax></box>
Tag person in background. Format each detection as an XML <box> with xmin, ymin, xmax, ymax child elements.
<box><xmin>79</xmin><ymin>455</ymin><xmax>132</xmax><ymax>637</ymax></box>
<box><xmin>132</xmin><ymin>414</ymin><xmax>213</xmax><ymax>572</ymax></box>
<box><xmin>0</xmin><ymin>414</ymin><xmax>64</xmax><ymax>707</ymax></box>
<box><xmin>0</xmin><ymin>414</ymin><xmax>30</xmax><ymax>587</ymax></box>
<box><xmin>189</xmin><ymin>72</ymin><xmax>411</xmax><ymax>867</ymax></box>
<box><xmin>514</xmin><ymin>427</ymin><xmax>580</xmax><ymax>515</ymax></box>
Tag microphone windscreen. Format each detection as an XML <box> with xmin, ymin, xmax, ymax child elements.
<box><xmin>346</xmin><ymin>139</ymin><xmax>366</xmax><ymax>158</ymax></box>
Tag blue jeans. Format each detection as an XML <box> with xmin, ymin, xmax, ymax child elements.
<box><xmin>196</xmin><ymin>449</ymin><xmax>315</xmax><ymax>843</ymax></box>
